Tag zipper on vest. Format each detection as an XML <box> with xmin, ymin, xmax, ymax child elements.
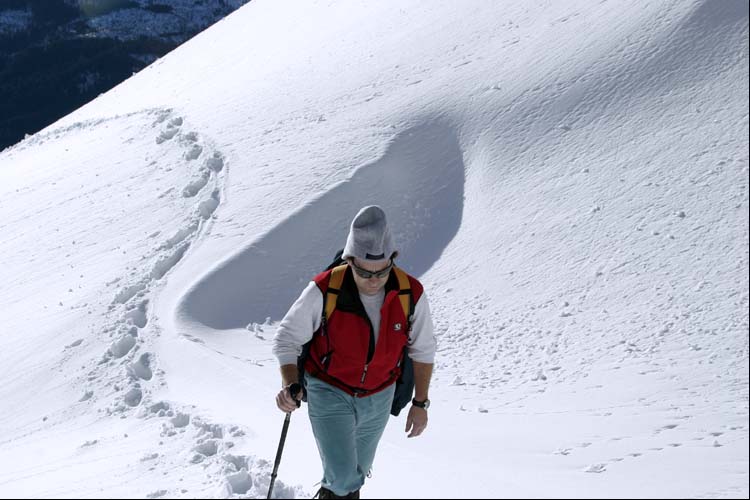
<box><xmin>360</xmin><ymin>317</ymin><xmax>374</xmax><ymax>386</ymax></box>
<box><xmin>364</xmin><ymin>315</ymin><xmax>376</xmax><ymax>364</ymax></box>
<box><xmin>356</xmin><ymin>292</ymin><xmax>378</xmax><ymax>385</ymax></box>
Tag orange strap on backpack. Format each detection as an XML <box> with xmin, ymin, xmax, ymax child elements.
<box><xmin>324</xmin><ymin>264</ymin><xmax>412</xmax><ymax>325</ymax></box>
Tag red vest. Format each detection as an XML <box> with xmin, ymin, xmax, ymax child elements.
<box><xmin>304</xmin><ymin>265</ymin><xmax>424</xmax><ymax>397</ymax></box>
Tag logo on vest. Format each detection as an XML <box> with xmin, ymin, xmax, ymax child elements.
<box><xmin>394</xmin><ymin>323</ymin><xmax>402</xmax><ymax>331</ymax></box>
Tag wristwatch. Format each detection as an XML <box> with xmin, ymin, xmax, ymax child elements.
<box><xmin>412</xmin><ymin>397</ymin><xmax>430</xmax><ymax>409</ymax></box>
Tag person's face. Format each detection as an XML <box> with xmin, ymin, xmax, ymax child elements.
<box><xmin>349</xmin><ymin>257</ymin><xmax>392</xmax><ymax>296</ymax></box>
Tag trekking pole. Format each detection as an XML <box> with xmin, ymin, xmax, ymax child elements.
<box><xmin>267</xmin><ymin>383</ymin><xmax>301</xmax><ymax>499</ymax></box>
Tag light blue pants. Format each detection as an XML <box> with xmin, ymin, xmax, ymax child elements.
<box><xmin>305</xmin><ymin>374</ymin><xmax>395</xmax><ymax>496</ymax></box>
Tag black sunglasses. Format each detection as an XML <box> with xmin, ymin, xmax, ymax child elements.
<box><xmin>350</xmin><ymin>259</ymin><xmax>393</xmax><ymax>279</ymax></box>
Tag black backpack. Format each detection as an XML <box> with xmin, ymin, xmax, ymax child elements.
<box><xmin>298</xmin><ymin>250</ymin><xmax>415</xmax><ymax>417</ymax></box>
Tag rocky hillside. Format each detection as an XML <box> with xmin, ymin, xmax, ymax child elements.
<box><xmin>0</xmin><ymin>0</ymin><xmax>249</xmax><ymax>151</ymax></box>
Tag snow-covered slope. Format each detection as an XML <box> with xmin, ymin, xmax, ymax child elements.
<box><xmin>0</xmin><ymin>0</ymin><xmax>747</xmax><ymax>498</ymax></box>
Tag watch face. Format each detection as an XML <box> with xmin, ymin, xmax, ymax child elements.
<box><xmin>413</xmin><ymin>398</ymin><xmax>430</xmax><ymax>409</ymax></box>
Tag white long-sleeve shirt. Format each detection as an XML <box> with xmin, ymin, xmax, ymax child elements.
<box><xmin>273</xmin><ymin>281</ymin><xmax>437</xmax><ymax>366</ymax></box>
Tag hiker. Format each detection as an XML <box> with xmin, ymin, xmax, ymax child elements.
<box><xmin>273</xmin><ymin>205</ymin><xmax>437</xmax><ymax>499</ymax></box>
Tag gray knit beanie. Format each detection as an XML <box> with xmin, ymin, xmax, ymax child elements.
<box><xmin>342</xmin><ymin>206</ymin><xmax>397</xmax><ymax>261</ymax></box>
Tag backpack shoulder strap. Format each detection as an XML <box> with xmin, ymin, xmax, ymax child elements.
<box><xmin>324</xmin><ymin>264</ymin><xmax>414</xmax><ymax>325</ymax></box>
<box><xmin>324</xmin><ymin>264</ymin><xmax>348</xmax><ymax>322</ymax></box>
<box><xmin>393</xmin><ymin>266</ymin><xmax>414</xmax><ymax>329</ymax></box>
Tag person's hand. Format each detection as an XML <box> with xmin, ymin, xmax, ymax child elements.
<box><xmin>405</xmin><ymin>405</ymin><xmax>428</xmax><ymax>438</ymax></box>
<box><xmin>275</xmin><ymin>383</ymin><xmax>302</xmax><ymax>413</ymax></box>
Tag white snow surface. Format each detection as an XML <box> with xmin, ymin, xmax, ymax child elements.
<box><xmin>0</xmin><ymin>0</ymin><xmax>747</xmax><ymax>498</ymax></box>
